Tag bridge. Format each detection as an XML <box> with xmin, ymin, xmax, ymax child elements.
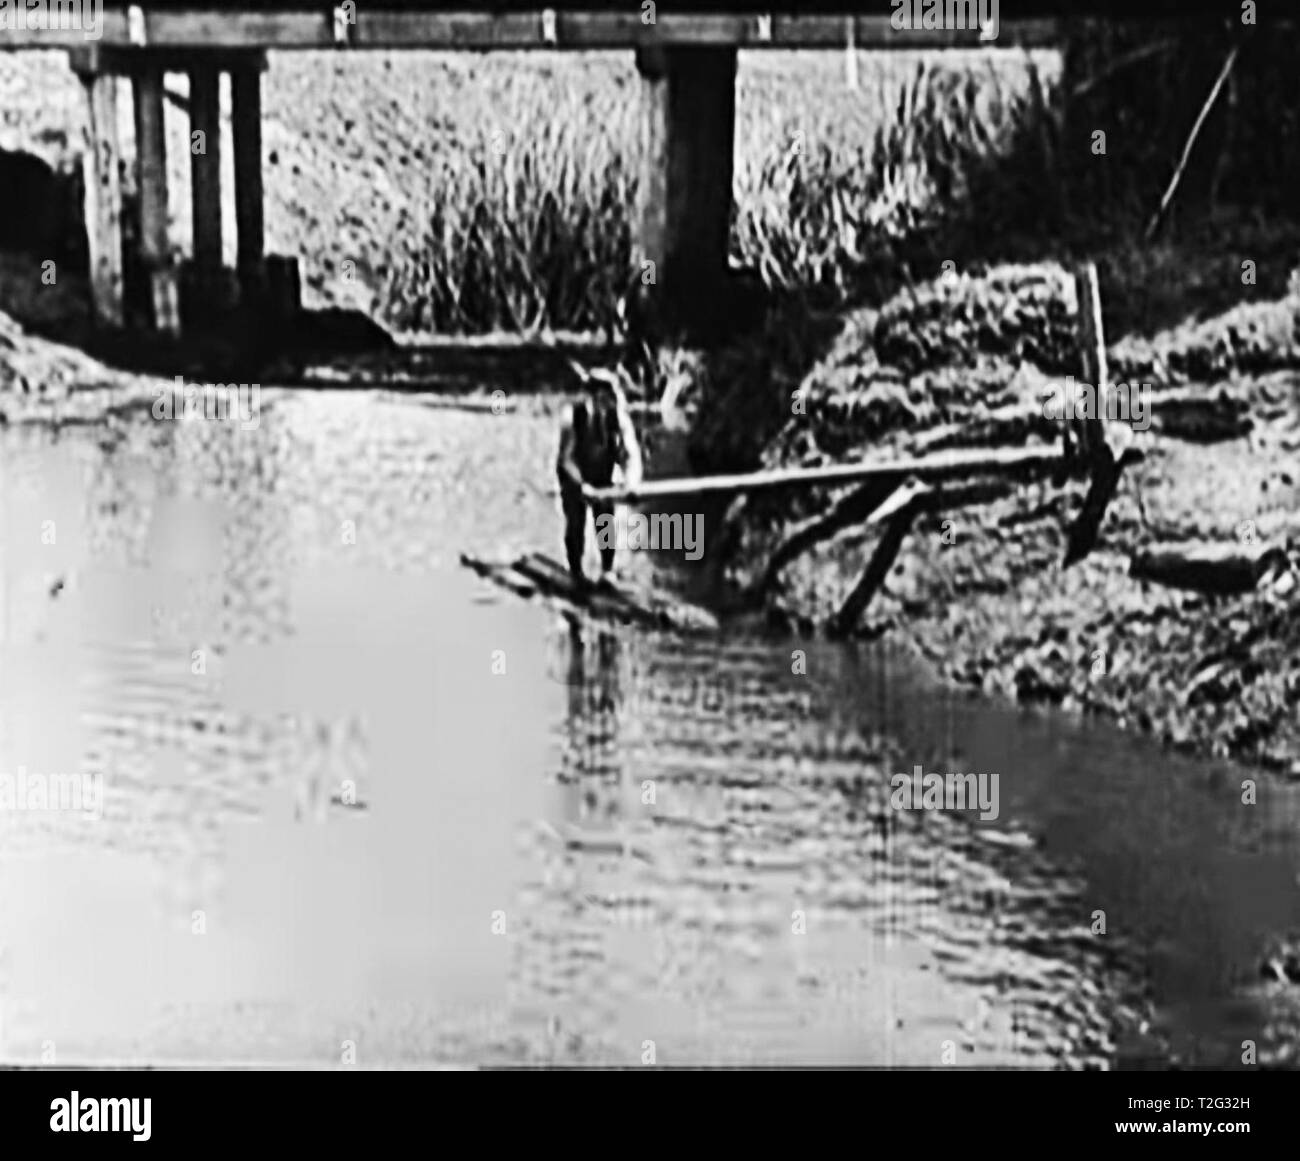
<box><xmin>0</xmin><ymin>1</ymin><xmax>1260</xmax><ymax>339</ymax></box>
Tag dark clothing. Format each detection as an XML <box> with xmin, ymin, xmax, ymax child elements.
<box><xmin>560</xmin><ymin>479</ymin><xmax>614</xmax><ymax>580</ymax></box>
<box><xmin>569</xmin><ymin>398</ymin><xmax>626</xmax><ymax>487</ymax></box>
<box><xmin>557</xmin><ymin>397</ymin><xmax>626</xmax><ymax>581</ymax></box>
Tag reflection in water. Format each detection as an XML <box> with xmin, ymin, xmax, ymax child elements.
<box><xmin>0</xmin><ymin>393</ymin><xmax>1297</xmax><ymax>1067</ymax></box>
<box><xmin>558</xmin><ymin>615</ymin><xmax>629</xmax><ymax>836</ymax></box>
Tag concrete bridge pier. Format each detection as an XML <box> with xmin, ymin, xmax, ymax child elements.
<box><xmin>634</xmin><ymin>44</ymin><xmax>738</xmax><ymax>342</ymax></box>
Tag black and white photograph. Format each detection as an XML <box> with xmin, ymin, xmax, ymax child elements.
<box><xmin>0</xmin><ymin>0</ymin><xmax>1292</xmax><ymax>1126</ymax></box>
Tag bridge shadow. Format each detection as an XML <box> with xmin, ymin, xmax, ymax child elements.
<box><xmin>0</xmin><ymin>234</ymin><xmax>636</xmax><ymax>392</ymax></box>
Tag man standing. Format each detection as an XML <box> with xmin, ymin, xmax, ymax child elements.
<box><xmin>556</xmin><ymin>364</ymin><xmax>644</xmax><ymax>587</ymax></box>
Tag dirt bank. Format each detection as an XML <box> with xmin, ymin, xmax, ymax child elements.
<box><xmin>715</xmin><ymin>261</ymin><xmax>1300</xmax><ymax>776</ymax></box>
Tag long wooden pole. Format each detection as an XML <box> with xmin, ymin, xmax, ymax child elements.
<box><xmin>1143</xmin><ymin>45</ymin><xmax>1239</xmax><ymax>242</ymax></box>
<box><xmin>586</xmin><ymin>444</ymin><xmax>1066</xmax><ymax>505</ymax></box>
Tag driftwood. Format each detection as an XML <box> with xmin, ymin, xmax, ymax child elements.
<box><xmin>828</xmin><ymin>477</ymin><xmax>1017</xmax><ymax>636</ymax></box>
<box><xmin>757</xmin><ymin>477</ymin><xmax>904</xmax><ymax>594</ymax></box>
<box><xmin>1129</xmin><ymin>541</ymin><xmax>1289</xmax><ymax>596</ymax></box>
<box><xmin>1150</xmin><ymin>389</ymin><xmax>1252</xmax><ymax>443</ymax></box>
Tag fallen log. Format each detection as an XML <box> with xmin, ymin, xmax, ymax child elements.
<box><xmin>828</xmin><ymin>499</ymin><xmax>924</xmax><ymax>638</ymax></box>
<box><xmin>1129</xmin><ymin>541</ymin><xmax>1290</xmax><ymax>596</ymax></box>
<box><xmin>585</xmin><ymin>444</ymin><xmax>1067</xmax><ymax>505</ymax></box>
<box><xmin>1150</xmin><ymin>390</ymin><xmax>1252</xmax><ymax>443</ymax></box>
<box><xmin>756</xmin><ymin>476</ymin><xmax>904</xmax><ymax>594</ymax></box>
<box><xmin>828</xmin><ymin>477</ymin><xmax>1017</xmax><ymax>635</ymax></box>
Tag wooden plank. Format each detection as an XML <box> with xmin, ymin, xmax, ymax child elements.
<box><xmin>359</xmin><ymin>11</ymin><xmax>753</xmax><ymax>48</ymax></box>
<box><xmin>587</xmin><ymin>444</ymin><xmax>1065</xmax><ymax>505</ymax></box>
<box><xmin>355</xmin><ymin>11</ymin><xmax>545</xmax><ymax>48</ymax></box>
<box><xmin>781</xmin><ymin>15</ymin><xmax>1059</xmax><ymax>48</ymax></box>
<box><xmin>0</xmin><ymin>9</ymin><xmax>128</xmax><ymax>48</ymax></box>
<box><xmin>141</xmin><ymin>12</ymin><xmax>331</xmax><ymax>48</ymax></box>
<box><xmin>79</xmin><ymin>71</ymin><xmax>124</xmax><ymax>328</ymax></box>
<box><xmin>131</xmin><ymin>68</ymin><xmax>180</xmax><ymax>334</ymax></box>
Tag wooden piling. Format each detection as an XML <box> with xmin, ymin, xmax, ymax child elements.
<box><xmin>635</xmin><ymin>44</ymin><xmax>737</xmax><ymax>339</ymax></box>
<box><xmin>75</xmin><ymin>66</ymin><xmax>124</xmax><ymax>328</ymax></box>
<box><xmin>188</xmin><ymin>62</ymin><xmax>222</xmax><ymax>297</ymax></box>
<box><xmin>231</xmin><ymin>56</ymin><xmax>266</xmax><ymax>308</ymax></box>
<box><xmin>132</xmin><ymin>67</ymin><xmax>180</xmax><ymax>335</ymax></box>
<box><xmin>1062</xmin><ymin>263</ymin><xmax>1133</xmax><ymax>566</ymax></box>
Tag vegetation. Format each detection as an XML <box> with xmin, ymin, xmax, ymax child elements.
<box><xmin>383</xmin><ymin>50</ymin><xmax>1056</xmax><ymax>334</ymax></box>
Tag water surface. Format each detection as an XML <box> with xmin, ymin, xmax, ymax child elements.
<box><xmin>1</xmin><ymin>390</ymin><xmax>1296</xmax><ymax>1067</ymax></box>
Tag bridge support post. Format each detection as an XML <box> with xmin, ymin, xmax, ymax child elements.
<box><xmin>231</xmin><ymin>54</ymin><xmax>267</xmax><ymax>310</ymax></box>
<box><xmin>634</xmin><ymin>44</ymin><xmax>737</xmax><ymax>342</ymax></box>
<box><xmin>188</xmin><ymin>61</ymin><xmax>223</xmax><ymax>313</ymax></box>
<box><xmin>71</xmin><ymin>54</ymin><xmax>124</xmax><ymax>329</ymax></box>
<box><xmin>132</xmin><ymin>67</ymin><xmax>180</xmax><ymax>335</ymax></box>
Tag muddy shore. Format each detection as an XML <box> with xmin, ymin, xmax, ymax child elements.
<box><xmin>710</xmin><ymin>262</ymin><xmax>1300</xmax><ymax>780</ymax></box>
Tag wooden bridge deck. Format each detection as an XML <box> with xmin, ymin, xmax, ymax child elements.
<box><xmin>0</xmin><ymin>1</ymin><xmax>1267</xmax><ymax>52</ymax></box>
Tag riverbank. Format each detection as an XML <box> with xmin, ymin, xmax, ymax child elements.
<box><xmin>707</xmin><ymin>254</ymin><xmax>1300</xmax><ymax>779</ymax></box>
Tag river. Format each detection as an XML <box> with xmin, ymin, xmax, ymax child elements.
<box><xmin>0</xmin><ymin>388</ymin><xmax>1297</xmax><ymax>1067</ymax></box>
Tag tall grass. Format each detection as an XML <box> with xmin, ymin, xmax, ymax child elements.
<box><xmin>384</xmin><ymin>88</ymin><xmax>641</xmax><ymax>334</ymax></box>
<box><xmin>382</xmin><ymin>51</ymin><xmax>1054</xmax><ymax>336</ymax></box>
